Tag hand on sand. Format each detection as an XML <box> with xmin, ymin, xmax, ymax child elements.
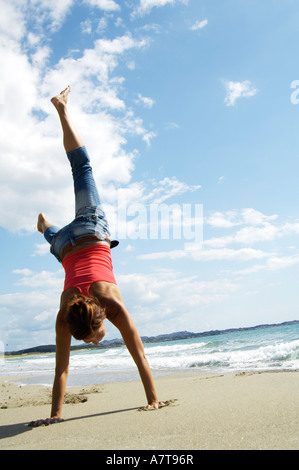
<box><xmin>145</xmin><ymin>401</ymin><xmax>166</xmax><ymax>410</ymax></box>
<box><xmin>28</xmin><ymin>417</ymin><xmax>64</xmax><ymax>427</ymax></box>
<box><xmin>138</xmin><ymin>399</ymin><xmax>177</xmax><ymax>411</ymax></box>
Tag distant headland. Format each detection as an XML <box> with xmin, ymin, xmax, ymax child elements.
<box><xmin>5</xmin><ymin>320</ymin><xmax>299</xmax><ymax>356</ymax></box>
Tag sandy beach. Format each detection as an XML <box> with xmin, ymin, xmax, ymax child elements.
<box><xmin>0</xmin><ymin>370</ymin><xmax>299</xmax><ymax>450</ymax></box>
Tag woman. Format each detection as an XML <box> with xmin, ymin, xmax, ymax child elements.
<box><xmin>30</xmin><ymin>86</ymin><xmax>163</xmax><ymax>426</ymax></box>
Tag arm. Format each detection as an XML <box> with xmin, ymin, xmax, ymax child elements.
<box><xmin>50</xmin><ymin>310</ymin><xmax>71</xmax><ymax>419</ymax></box>
<box><xmin>109</xmin><ymin>304</ymin><xmax>161</xmax><ymax>407</ymax></box>
<box><xmin>28</xmin><ymin>297</ymin><xmax>71</xmax><ymax>427</ymax></box>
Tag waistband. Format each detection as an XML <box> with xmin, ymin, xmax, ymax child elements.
<box><xmin>60</xmin><ymin>234</ymin><xmax>119</xmax><ymax>260</ymax></box>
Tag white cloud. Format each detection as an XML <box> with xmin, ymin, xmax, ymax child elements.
<box><xmin>0</xmin><ymin>265</ymin><xmax>240</xmax><ymax>350</ymax></box>
<box><xmin>106</xmin><ymin>176</ymin><xmax>201</xmax><ymax>239</ymax></box>
<box><xmin>136</xmin><ymin>209</ymin><xmax>299</xmax><ymax>278</ymax></box>
<box><xmin>83</xmin><ymin>0</ymin><xmax>120</xmax><ymax>11</ymax></box>
<box><xmin>266</xmin><ymin>254</ymin><xmax>299</xmax><ymax>271</ymax></box>
<box><xmin>97</xmin><ymin>17</ymin><xmax>108</xmax><ymax>34</ymax></box>
<box><xmin>145</xmin><ymin>177</ymin><xmax>200</xmax><ymax>204</ymax></box>
<box><xmin>132</xmin><ymin>0</ymin><xmax>188</xmax><ymax>17</ymax></box>
<box><xmin>44</xmin><ymin>0</ymin><xmax>74</xmax><ymax>30</ymax></box>
<box><xmin>0</xmin><ymin>266</ymin><xmax>64</xmax><ymax>349</ymax></box>
<box><xmin>164</xmin><ymin>122</ymin><xmax>180</xmax><ymax>130</ymax></box>
<box><xmin>192</xmin><ymin>247</ymin><xmax>271</xmax><ymax>262</ymax></box>
<box><xmin>32</xmin><ymin>243</ymin><xmax>51</xmax><ymax>256</ymax></box>
<box><xmin>135</xmin><ymin>93</ymin><xmax>156</xmax><ymax>108</ymax></box>
<box><xmin>205</xmin><ymin>208</ymin><xmax>278</xmax><ymax>229</ymax></box>
<box><xmin>142</xmin><ymin>131</ymin><xmax>157</xmax><ymax>146</ymax></box>
<box><xmin>117</xmin><ymin>270</ymin><xmax>240</xmax><ymax>334</ymax></box>
<box><xmin>205</xmin><ymin>223</ymin><xmax>280</xmax><ymax>248</ymax></box>
<box><xmin>203</xmin><ymin>209</ymin><xmax>293</xmax><ymax>250</ymax></box>
<box><xmin>28</xmin><ymin>0</ymin><xmax>74</xmax><ymax>32</ymax></box>
<box><xmin>0</xmin><ymin>0</ymin><xmax>26</xmax><ymax>41</ymax></box>
<box><xmin>233</xmin><ymin>223</ymin><xmax>279</xmax><ymax>245</ymax></box>
<box><xmin>0</xmin><ymin>290</ymin><xmax>59</xmax><ymax>350</ymax></box>
<box><xmin>190</xmin><ymin>19</ymin><xmax>208</xmax><ymax>31</ymax></box>
<box><xmin>127</xmin><ymin>60</ymin><xmax>135</xmax><ymax>70</ymax></box>
<box><xmin>203</xmin><ymin>208</ymin><xmax>284</xmax><ymax>251</ymax></box>
<box><xmin>205</xmin><ymin>211</ymin><xmax>238</xmax><ymax>229</ymax></box>
<box><xmin>241</xmin><ymin>208</ymin><xmax>278</xmax><ymax>225</ymax></box>
<box><xmin>0</xmin><ymin>2</ymin><xmax>157</xmax><ymax>232</ymax></box>
<box><xmin>224</xmin><ymin>80</ymin><xmax>258</xmax><ymax>107</ymax></box>
<box><xmin>12</xmin><ymin>268</ymin><xmax>64</xmax><ymax>290</ymax></box>
<box><xmin>81</xmin><ymin>19</ymin><xmax>93</xmax><ymax>34</ymax></box>
<box><xmin>282</xmin><ymin>221</ymin><xmax>299</xmax><ymax>235</ymax></box>
<box><xmin>31</xmin><ymin>45</ymin><xmax>52</xmax><ymax>69</ymax></box>
<box><xmin>138</xmin><ymin>247</ymin><xmax>271</xmax><ymax>262</ymax></box>
<box><xmin>235</xmin><ymin>252</ymin><xmax>299</xmax><ymax>276</ymax></box>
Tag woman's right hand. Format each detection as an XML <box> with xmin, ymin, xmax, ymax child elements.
<box><xmin>28</xmin><ymin>417</ymin><xmax>64</xmax><ymax>427</ymax></box>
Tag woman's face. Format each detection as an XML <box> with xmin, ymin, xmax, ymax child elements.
<box><xmin>83</xmin><ymin>321</ymin><xmax>106</xmax><ymax>345</ymax></box>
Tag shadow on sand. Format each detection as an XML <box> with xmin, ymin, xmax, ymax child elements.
<box><xmin>0</xmin><ymin>399</ymin><xmax>177</xmax><ymax>443</ymax></box>
<box><xmin>0</xmin><ymin>406</ymin><xmax>140</xmax><ymax>441</ymax></box>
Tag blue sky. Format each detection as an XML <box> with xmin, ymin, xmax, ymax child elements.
<box><xmin>1</xmin><ymin>0</ymin><xmax>299</xmax><ymax>351</ymax></box>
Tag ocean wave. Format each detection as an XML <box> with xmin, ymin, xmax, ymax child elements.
<box><xmin>2</xmin><ymin>324</ymin><xmax>299</xmax><ymax>384</ymax></box>
<box><xmin>158</xmin><ymin>339</ymin><xmax>299</xmax><ymax>371</ymax></box>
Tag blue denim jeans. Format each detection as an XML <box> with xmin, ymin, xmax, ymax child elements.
<box><xmin>44</xmin><ymin>146</ymin><xmax>117</xmax><ymax>263</ymax></box>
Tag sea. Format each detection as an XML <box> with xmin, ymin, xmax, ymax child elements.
<box><xmin>1</xmin><ymin>322</ymin><xmax>299</xmax><ymax>387</ymax></box>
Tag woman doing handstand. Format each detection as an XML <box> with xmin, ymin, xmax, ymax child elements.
<box><xmin>31</xmin><ymin>86</ymin><xmax>163</xmax><ymax>426</ymax></box>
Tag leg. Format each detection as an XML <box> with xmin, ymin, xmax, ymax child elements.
<box><xmin>51</xmin><ymin>86</ymin><xmax>83</xmax><ymax>153</ymax></box>
<box><xmin>39</xmin><ymin>86</ymin><xmax>111</xmax><ymax>257</ymax></box>
<box><xmin>36</xmin><ymin>87</ymin><xmax>76</xmax><ymax>241</ymax></box>
<box><xmin>52</xmin><ymin>86</ymin><xmax>102</xmax><ymax>216</ymax></box>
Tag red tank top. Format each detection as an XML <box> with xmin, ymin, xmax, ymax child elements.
<box><xmin>62</xmin><ymin>244</ymin><xmax>117</xmax><ymax>296</ymax></box>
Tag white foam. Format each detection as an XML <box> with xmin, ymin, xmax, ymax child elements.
<box><xmin>2</xmin><ymin>325</ymin><xmax>299</xmax><ymax>384</ymax></box>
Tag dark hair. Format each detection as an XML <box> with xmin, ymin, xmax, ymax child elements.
<box><xmin>66</xmin><ymin>294</ymin><xmax>106</xmax><ymax>340</ymax></box>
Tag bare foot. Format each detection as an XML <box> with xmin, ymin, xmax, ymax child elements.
<box><xmin>51</xmin><ymin>85</ymin><xmax>71</xmax><ymax>110</ymax></box>
<box><xmin>37</xmin><ymin>212</ymin><xmax>46</xmax><ymax>234</ymax></box>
